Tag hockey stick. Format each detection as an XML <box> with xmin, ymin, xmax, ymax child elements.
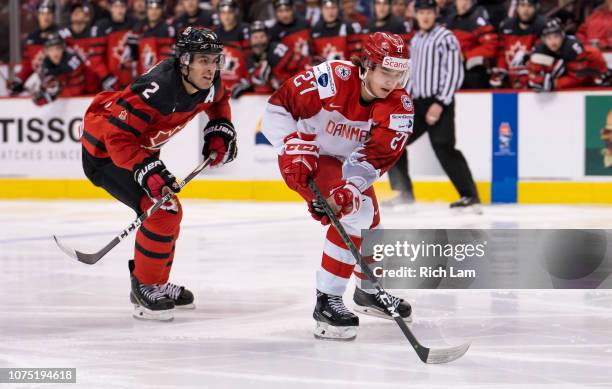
<box><xmin>308</xmin><ymin>179</ymin><xmax>470</xmax><ymax>364</ymax></box>
<box><xmin>53</xmin><ymin>153</ymin><xmax>216</xmax><ymax>265</ymax></box>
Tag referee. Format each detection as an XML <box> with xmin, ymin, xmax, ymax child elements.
<box><xmin>386</xmin><ymin>0</ymin><xmax>481</xmax><ymax>211</ymax></box>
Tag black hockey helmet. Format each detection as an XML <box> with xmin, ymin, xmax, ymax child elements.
<box><xmin>542</xmin><ymin>17</ymin><xmax>563</xmax><ymax>36</ymax></box>
<box><xmin>517</xmin><ymin>0</ymin><xmax>539</xmax><ymax>5</ymax></box>
<box><xmin>250</xmin><ymin>20</ymin><xmax>268</xmax><ymax>35</ymax></box>
<box><xmin>273</xmin><ymin>0</ymin><xmax>293</xmax><ymax>9</ymax></box>
<box><xmin>146</xmin><ymin>0</ymin><xmax>164</xmax><ymax>8</ymax></box>
<box><xmin>44</xmin><ymin>33</ymin><xmax>65</xmax><ymax>48</ymax></box>
<box><xmin>176</xmin><ymin>26</ymin><xmax>224</xmax><ymax>57</ymax></box>
<box><xmin>37</xmin><ymin>0</ymin><xmax>56</xmax><ymax>13</ymax></box>
<box><xmin>414</xmin><ymin>0</ymin><xmax>436</xmax><ymax>10</ymax></box>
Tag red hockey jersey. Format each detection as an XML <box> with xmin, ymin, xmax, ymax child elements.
<box><xmin>445</xmin><ymin>6</ymin><xmax>498</xmax><ymax>69</ymax></box>
<box><xmin>92</xmin><ymin>17</ymin><xmax>139</xmax><ymax>89</ymax></box>
<box><xmin>311</xmin><ymin>20</ymin><xmax>362</xmax><ymax>63</ymax></box>
<box><xmin>215</xmin><ymin>22</ymin><xmax>250</xmax><ymax>89</ymax></box>
<box><xmin>494</xmin><ymin>15</ymin><xmax>545</xmax><ymax>88</ymax></box>
<box><xmin>135</xmin><ymin>20</ymin><xmax>176</xmax><ymax>76</ymax></box>
<box><xmin>34</xmin><ymin>49</ymin><xmax>87</xmax><ymax>105</ymax></box>
<box><xmin>528</xmin><ymin>36</ymin><xmax>608</xmax><ymax>90</ymax></box>
<box><xmin>17</xmin><ymin>27</ymin><xmax>58</xmax><ymax>83</ymax></box>
<box><xmin>81</xmin><ymin>58</ymin><xmax>231</xmax><ymax>171</ymax></box>
<box><xmin>268</xmin><ymin>17</ymin><xmax>312</xmax><ymax>58</ymax></box>
<box><xmin>262</xmin><ymin>61</ymin><xmax>415</xmax><ymax>192</ymax></box>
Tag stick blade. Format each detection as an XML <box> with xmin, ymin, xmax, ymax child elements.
<box><xmin>52</xmin><ymin>235</ymin><xmax>102</xmax><ymax>265</ymax></box>
<box><xmin>422</xmin><ymin>342</ymin><xmax>471</xmax><ymax>364</ymax></box>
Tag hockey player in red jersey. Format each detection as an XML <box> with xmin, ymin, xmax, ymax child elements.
<box><xmin>232</xmin><ymin>20</ymin><xmax>310</xmax><ymax>98</ymax></box>
<box><xmin>80</xmin><ymin>27</ymin><xmax>238</xmax><ymax>321</ymax></box>
<box><xmin>269</xmin><ymin>0</ymin><xmax>312</xmax><ymax>58</ymax></box>
<box><xmin>262</xmin><ymin>32</ymin><xmax>414</xmax><ymax>340</ymax></box>
<box><xmin>490</xmin><ymin>0</ymin><xmax>545</xmax><ymax>89</ymax></box>
<box><xmin>33</xmin><ymin>34</ymin><xmax>87</xmax><ymax>106</ymax></box>
<box><xmin>135</xmin><ymin>0</ymin><xmax>176</xmax><ymax>75</ymax></box>
<box><xmin>311</xmin><ymin>0</ymin><xmax>363</xmax><ymax>64</ymax></box>
<box><xmin>7</xmin><ymin>0</ymin><xmax>58</xmax><ymax>95</ymax></box>
<box><xmin>214</xmin><ymin>0</ymin><xmax>250</xmax><ymax>90</ymax></box>
<box><xmin>91</xmin><ymin>0</ymin><xmax>139</xmax><ymax>89</ymax></box>
<box><xmin>174</xmin><ymin>0</ymin><xmax>215</xmax><ymax>33</ymax></box>
<box><xmin>528</xmin><ymin>18</ymin><xmax>609</xmax><ymax>91</ymax></box>
<box><xmin>60</xmin><ymin>2</ymin><xmax>117</xmax><ymax>94</ymax></box>
<box><xmin>444</xmin><ymin>0</ymin><xmax>498</xmax><ymax>88</ymax></box>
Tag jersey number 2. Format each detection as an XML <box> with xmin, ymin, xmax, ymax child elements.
<box><xmin>293</xmin><ymin>71</ymin><xmax>317</xmax><ymax>96</ymax></box>
<box><xmin>142</xmin><ymin>82</ymin><xmax>160</xmax><ymax>99</ymax></box>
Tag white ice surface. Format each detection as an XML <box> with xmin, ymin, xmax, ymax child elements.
<box><xmin>1</xmin><ymin>200</ymin><xmax>612</xmax><ymax>389</ymax></box>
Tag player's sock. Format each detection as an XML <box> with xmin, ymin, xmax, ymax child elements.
<box><xmin>353</xmin><ymin>287</ymin><xmax>412</xmax><ymax>322</ymax></box>
<box><xmin>129</xmin><ymin>260</ymin><xmax>174</xmax><ymax>321</ymax></box>
<box><xmin>159</xmin><ymin>282</ymin><xmax>195</xmax><ymax>309</ymax></box>
<box><xmin>313</xmin><ymin>290</ymin><xmax>359</xmax><ymax>341</ymax></box>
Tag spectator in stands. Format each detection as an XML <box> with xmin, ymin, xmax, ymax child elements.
<box><xmin>174</xmin><ymin>0</ymin><xmax>215</xmax><ymax>33</ymax></box>
<box><xmin>91</xmin><ymin>0</ymin><xmax>138</xmax><ymax>89</ymax></box>
<box><xmin>477</xmin><ymin>0</ymin><xmax>506</xmax><ymax>29</ymax></box>
<box><xmin>134</xmin><ymin>0</ymin><xmax>176</xmax><ymax>75</ymax></box>
<box><xmin>59</xmin><ymin>2</ymin><xmax>116</xmax><ymax>93</ymax></box>
<box><xmin>132</xmin><ymin>0</ymin><xmax>147</xmax><ymax>20</ymax></box>
<box><xmin>392</xmin><ymin>0</ymin><xmax>408</xmax><ymax>18</ymax></box>
<box><xmin>33</xmin><ymin>33</ymin><xmax>87</xmax><ymax>105</ymax></box>
<box><xmin>435</xmin><ymin>0</ymin><xmax>450</xmax><ymax>22</ymax></box>
<box><xmin>305</xmin><ymin>0</ymin><xmax>322</xmax><ymax>26</ymax></box>
<box><xmin>490</xmin><ymin>0</ymin><xmax>545</xmax><ymax>89</ymax></box>
<box><xmin>215</xmin><ymin>0</ymin><xmax>250</xmax><ymax>90</ymax></box>
<box><xmin>232</xmin><ymin>20</ymin><xmax>309</xmax><ymax>98</ymax></box>
<box><xmin>528</xmin><ymin>18</ymin><xmax>609</xmax><ymax>91</ymax></box>
<box><xmin>341</xmin><ymin>0</ymin><xmax>368</xmax><ymax>27</ymax></box>
<box><xmin>311</xmin><ymin>0</ymin><xmax>362</xmax><ymax>64</ymax></box>
<box><xmin>576</xmin><ymin>0</ymin><xmax>612</xmax><ymax>51</ymax></box>
<box><xmin>268</xmin><ymin>0</ymin><xmax>311</xmax><ymax>58</ymax></box>
<box><xmin>364</xmin><ymin>0</ymin><xmax>413</xmax><ymax>46</ymax></box>
<box><xmin>445</xmin><ymin>0</ymin><xmax>497</xmax><ymax>88</ymax></box>
<box><xmin>8</xmin><ymin>0</ymin><xmax>58</xmax><ymax>95</ymax></box>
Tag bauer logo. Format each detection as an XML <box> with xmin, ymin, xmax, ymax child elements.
<box><xmin>317</xmin><ymin>73</ymin><xmax>329</xmax><ymax>87</ymax></box>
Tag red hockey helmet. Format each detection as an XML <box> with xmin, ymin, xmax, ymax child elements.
<box><xmin>361</xmin><ymin>32</ymin><xmax>410</xmax><ymax>88</ymax></box>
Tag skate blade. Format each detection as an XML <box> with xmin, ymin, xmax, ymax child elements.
<box><xmin>450</xmin><ymin>205</ymin><xmax>483</xmax><ymax>215</ymax></box>
<box><xmin>313</xmin><ymin>321</ymin><xmax>357</xmax><ymax>341</ymax></box>
<box><xmin>175</xmin><ymin>303</ymin><xmax>196</xmax><ymax>310</ymax></box>
<box><xmin>132</xmin><ymin>305</ymin><xmax>174</xmax><ymax>321</ymax></box>
<box><xmin>353</xmin><ymin>304</ymin><xmax>412</xmax><ymax>323</ymax></box>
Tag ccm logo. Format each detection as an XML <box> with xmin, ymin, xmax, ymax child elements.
<box><xmin>383</xmin><ymin>56</ymin><xmax>409</xmax><ymax>71</ymax></box>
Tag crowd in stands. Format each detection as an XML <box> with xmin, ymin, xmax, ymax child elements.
<box><xmin>4</xmin><ymin>0</ymin><xmax>612</xmax><ymax>105</ymax></box>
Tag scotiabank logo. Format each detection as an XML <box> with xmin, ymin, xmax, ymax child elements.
<box><xmin>382</xmin><ymin>56</ymin><xmax>409</xmax><ymax>71</ymax></box>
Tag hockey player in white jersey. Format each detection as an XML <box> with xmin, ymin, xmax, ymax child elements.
<box><xmin>262</xmin><ymin>32</ymin><xmax>415</xmax><ymax>340</ymax></box>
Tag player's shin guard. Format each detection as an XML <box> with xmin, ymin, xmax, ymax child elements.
<box><xmin>132</xmin><ymin>196</ymin><xmax>183</xmax><ymax>285</ymax></box>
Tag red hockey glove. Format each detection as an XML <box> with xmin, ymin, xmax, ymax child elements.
<box><xmin>133</xmin><ymin>156</ymin><xmax>180</xmax><ymax>201</ymax></box>
<box><xmin>279</xmin><ymin>132</ymin><xmax>319</xmax><ymax>196</ymax></box>
<box><xmin>309</xmin><ymin>181</ymin><xmax>361</xmax><ymax>225</ymax></box>
<box><xmin>202</xmin><ymin>119</ymin><xmax>238</xmax><ymax>167</ymax></box>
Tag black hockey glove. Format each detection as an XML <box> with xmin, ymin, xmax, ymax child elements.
<box><xmin>133</xmin><ymin>156</ymin><xmax>180</xmax><ymax>201</ymax></box>
<box><xmin>202</xmin><ymin>118</ymin><xmax>238</xmax><ymax>167</ymax></box>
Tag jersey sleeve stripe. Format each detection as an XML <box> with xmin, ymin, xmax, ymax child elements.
<box><xmin>117</xmin><ymin>98</ymin><xmax>152</xmax><ymax>123</ymax></box>
<box><xmin>82</xmin><ymin>130</ymin><xmax>107</xmax><ymax>152</ymax></box>
<box><xmin>108</xmin><ymin>116</ymin><xmax>142</xmax><ymax>137</ymax></box>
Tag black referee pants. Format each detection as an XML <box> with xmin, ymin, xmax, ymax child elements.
<box><xmin>388</xmin><ymin>97</ymin><xmax>479</xmax><ymax>200</ymax></box>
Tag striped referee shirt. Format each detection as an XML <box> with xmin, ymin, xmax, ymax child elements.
<box><xmin>408</xmin><ymin>24</ymin><xmax>464</xmax><ymax>106</ymax></box>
